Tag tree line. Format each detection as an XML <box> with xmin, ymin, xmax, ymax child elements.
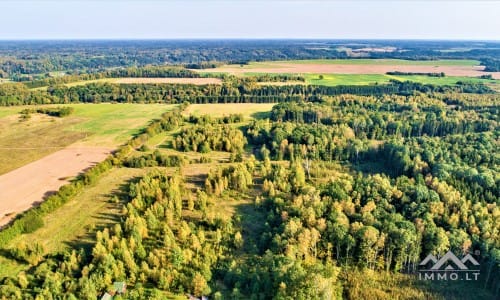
<box><xmin>1</xmin><ymin>80</ymin><xmax>494</xmax><ymax>106</ymax></box>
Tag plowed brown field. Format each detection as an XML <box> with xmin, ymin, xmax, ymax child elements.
<box><xmin>201</xmin><ymin>63</ymin><xmax>500</xmax><ymax>79</ymax></box>
<box><xmin>0</xmin><ymin>146</ymin><xmax>111</xmax><ymax>227</ymax></box>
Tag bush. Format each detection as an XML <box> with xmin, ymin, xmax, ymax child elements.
<box><xmin>138</xmin><ymin>144</ymin><xmax>151</xmax><ymax>152</ymax></box>
<box><xmin>21</xmin><ymin>213</ymin><xmax>44</xmax><ymax>233</ymax></box>
<box><xmin>198</xmin><ymin>156</ymin><xmax>212</xmax><ymax>163</ymax></box>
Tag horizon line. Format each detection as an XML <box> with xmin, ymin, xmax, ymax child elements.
<box><xmin>0</xmin><ymin>38</ymin><xmax>499</xmax><ymax>42</ymax></box>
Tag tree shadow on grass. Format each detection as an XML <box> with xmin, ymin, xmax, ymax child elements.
<box><xmin>233</xmin><ymin>196</ymin><xmax>268</xmax><ymax>256</ymax></box>
<box><xmin>250</xmin><ymin>111</ymin><xmax>272</xmax><ymax>120</ymax></box>
<box><xmin>184</xmin><ymin>173</ymin><xmax>208</xmax><ymax>189</ymax></box>
<box><xmin>348</xmin><ymin>160</ymin><xmax>397</xmax><ymax>177</ymax></box>
<box><xmin>0</xmin><ymin>248</ymin><xmax>16</xmax><ymax>261</ymax></box>
<box><xmin>158</xmin><ymin>140</ymin><xmax>173</xmax><ymax>149</ymax></box>
<box><xmin>63</xmin><ymin>175</ymin><xmax>142</xmax><ymax>254</ymax></box>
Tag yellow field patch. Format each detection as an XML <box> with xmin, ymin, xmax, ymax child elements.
<box><xmin>183</xmin><ymin>103</ymin><xmax>275</xmax><ymax>119</ymax></box>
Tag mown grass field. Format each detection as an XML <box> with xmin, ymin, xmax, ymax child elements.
<box><xmin>66</xmin><ymin>103</ymin><xmax>176</xmax><ymax>146</ymax></box>
<box><xmin>183</xmin><ymin>103</ymin><xmax>275</xmax><ymax>119</ymax></box>
<box><xmin>304</xmin><ymin>73</ymin><xmax>499</xmax><ymax>86</ymax></box>
<box><xmin>235</xmin><ymin>72</ymin><xmax>499</xmax><ymax>87</ymax></box>
<box><xmin>32</xmin><ymin>77</ymin><xmax>222</xmax><ymax>90</ymax></box>
<box><xmin>305</xmin><ymin>73</ymin><xmax>390</xmax><ymax>85</ymax></box>
<box><xmin>30</xmin><ymin>78</ymin><xmax>118</xmax><ymax>91</ymax></box>
<box><xmin>0</xmin><ymin>104</ymin><xmax>175</xmax><ymax>174</ymax></box>
<box><xmin>0</xmin><ymin>114</ymin><xmax>85</xmax><ymax>175</ymax></box>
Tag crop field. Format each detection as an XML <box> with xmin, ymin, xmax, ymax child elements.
<box><xmin>183</xmin><ymin>103</ymin><xmax>275</xmax><ymax>118</ymax></box>
<box><xmin>0</xmin><ymin>114</ymin><xmax>86</xmax><ymax>175</ymax></box>
<box><xmin>32</xmin><ymin>77</ymin><xmax>223</xmax><ymax>89</ymax></box>
<box><xmin>114</xmin><ymin>77</ymin><xmax>222</xmax><ymax>85</ymax></box>
<box><xmin>303</xmin><ymin>73</ymin><xmax>500</xmax><ymax>86</ymax></box>
<box><xmin>62</xmin><ymin>78</ymin><xmax>117</xmax><ymax>87</ymax></box>
<box><xmin>65</xmin><ymin>103</ymin><xmax>177</xmax><ymax>146</ymax></box>
<box><xmin>264</xmin><ymin>59</ymin><xmax>481</xmax><ymax>66</ymax></box>
<box><xmin>0</xmin><ymin>147</ymin><xmax>111</xmax><ymax>228</ymax></box>
<box><xmin>305</xmin><ymin>73</ymin><xmax>390</xmax><ymax>86</ymax></box>
<box><xmin>0</xmin><ymin>104</ymin><xmax>175</xmax><ymax>230</ymax></box>
<box><xmin>198</xmin><ymin>59</ymin><xmax>500</xmax><ymax>79</ymax></box>
<box><xmin>29</xmin><ymin>78</ymin><xmax>118</xmax><ymax>90</ymax></box>
<box><xmin>0</xmin><ymin>104</ymin><xmax>175</xmax><ymax>174</ymax></box>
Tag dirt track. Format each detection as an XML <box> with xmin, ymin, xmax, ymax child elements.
<box><xmin>0</xmin><ymin>146</ymin><xmax>111</xmax><ymax>227</ymax></box>
<box><xmin>115</xmin><ymin>77</ymin><xmax>222</xmax><ymax>84</ymax></box>
<box><xmin>202</xmin><ymin>63</ymin><xmax>500</xmax><ymax>79</ymax></box>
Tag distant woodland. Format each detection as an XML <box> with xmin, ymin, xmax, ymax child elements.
<box><xmin>0</xmin><ymin>40</ymin><xmax>499</xmax><ymax>78</ymax></box>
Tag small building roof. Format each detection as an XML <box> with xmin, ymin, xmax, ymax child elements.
<box><xmin>113</xmin><ymin>281</ymin><xmax>127</xmax><ymax>293</ymax></box>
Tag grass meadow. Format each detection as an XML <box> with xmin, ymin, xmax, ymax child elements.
<box><xmin>183</xmin><ymin>103</ymin><xmax>275</xmax><ymax>119</ymax></box>
<box><xmin>304</xmin><ymin>73</ymin><xmax>499</xmax><ymax>86</ymax></box>
<box><xmin>0</xmin><ymin>104</ymin><xmax>176</xmax><ymax>174</ymax></box>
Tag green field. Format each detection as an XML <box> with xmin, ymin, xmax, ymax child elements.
<box><xmin>236</xmin><ymin>72</ymin><xmax>499</xmax><ymax>87</ymax></box>
<box><xmin>7</xmin><ymin>168</ymin><xmax>144</xmax><ymax>253</ymax></box>
<box><xmin>304</xmin><ymin>73</ymin><xmax>499</xmax><ymax>86</ymax></box>
<box><xmin>0</xmin><ymin>167</ymin><xmax>146</xmax><ymax>278</ymax></box>
<box><xmin>65</xmin><ymin>103</ymin><xmax>176</xmax><ymax>146</ymax></box>
<box><xmin>184</xmin><ymin>103</ymin><xmax>275</xmax><ymax>119</ymax></box>
<box><xmin>0</xmin><ymin>106</ymin><xmax>20</xmax><ymax>118</ymax></box>
<box><xmin>0</xmin><ymin>104</ymin><xmax>176</xmax><ymax>174</ymax></box>
<box><xmin>305</xmin><ymin>73</ymin><xmax>390</xmax><ymax>86</ymax></box>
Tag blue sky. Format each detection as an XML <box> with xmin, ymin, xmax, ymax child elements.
<box><xmin>0</xmin><ymin>0</ymin><xmax>499</xmax><ymax>40</ymax></box>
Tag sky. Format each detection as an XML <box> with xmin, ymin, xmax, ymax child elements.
<box><xmin>0</xmin><ymin>0</ymin><xmax>499</xmax><ymax>40</ymax></box>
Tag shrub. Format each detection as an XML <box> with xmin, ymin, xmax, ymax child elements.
<box><xmin>21</xmin><ymin>213</ymin><xmax>44</xmax><ymax>234</ymax></box>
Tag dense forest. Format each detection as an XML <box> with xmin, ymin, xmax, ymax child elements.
<box><xmin>480</xmin><ymin>58</ymin><xmax>500</xmax><ymax>72</ymax></box>
<box><xmin>0</xmin><ymin>85</ymin><xmax>498</xmax><ymax>299</ymax></box>
<box><xmin>0</xmin><ymin>78</ymin><xmax>494</xmax><ymax>106</ymax></box>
